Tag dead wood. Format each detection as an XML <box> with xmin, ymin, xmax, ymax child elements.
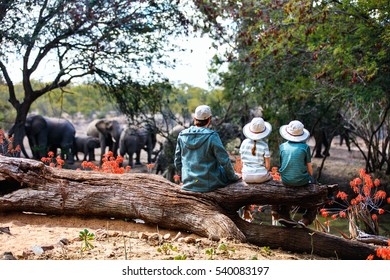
<box><xmin>0</xmin><ymin>155</ymin><xmax>378</xmax><ymax>259</ymax></box>
<box><xmin>232</xmin><ymin>217</ymin><xmax>377</xmax><ymax>260</ymax></box>
<box><xmin>356</xmin><ymin>231</ymin><xmax>390</xmax><ymax>246</ymax></box>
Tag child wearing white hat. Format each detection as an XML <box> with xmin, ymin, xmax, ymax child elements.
<box><xmin>240</xmin><ymin>117</ymin><xmax>273</xmax><ymax>183</ymax></box>
<box><xmin>274</xmin><ymin>120</ymin><xmax>315</xmax><ymax>227</ymax></box>
<box><xmin>239</xmin><ymin>117</ymin><xmax>273</xmax><ymax>221</ymax></box>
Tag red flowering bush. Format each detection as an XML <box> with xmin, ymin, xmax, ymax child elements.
<box><xmin>42</xmin><ymin>150</ymin><xmax>132</xmax><ymax>174</ymax></box>
<box><xmin>320</xmin><ymin>168</ymin><xmax>389</xmax><ymax>237</ymax></box>
<box><xmin>0</xmin><ymin>129</ymin><xmax>21</xmax><ymax>157</ymax></box>
<box><xmin>273</xmin><ymin>166</ymin><xmax>390</xmax><ymax>260</ymax></box>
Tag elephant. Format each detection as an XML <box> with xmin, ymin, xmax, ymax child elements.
<box><xmin>119</xmin><ymin>123</ymin><xmax>157</xmax><ymax>167</ymax></box>
<box><xmin>213</xmin><ymin>121</ymin><xmax>241</xmax><ymax>147</ymax></box>
<box><xmin>154</xmin><ymin>125</ymin><xmax>184</xmax><ymax>180</ymax></box>
<box><xmin>312</xmin><ymin>114</ymin><xmax>352</xmax><ymax>158</ymax></box>
<box><xmin>73</xmin><ymin>136</ymin><xmax>100</xmax><ymax>162</ymax></box>
<box><xmin>86</xmin><ymin>119</ymin><xmax>123</xmax><ymax>162</ymax></box>
<box><xmin>24</xmin><ymin>114</ymin><xmax>76</xmax><ymax>164</ymax></box>
<box><xmin>313</xmin><ymin>128</ymin><xmax>331</xmax><ymax>158</ymax></box>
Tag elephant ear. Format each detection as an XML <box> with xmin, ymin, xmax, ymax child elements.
<box><xmin>95</xmin><ymin>120</ymin><xmax>108</xmax><ymax>136</ymax></box>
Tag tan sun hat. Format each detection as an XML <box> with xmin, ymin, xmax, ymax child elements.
<box><xmin>194</xmin><ymin>105</ymin><xmax>212</xmax><ymax>120</ymax></box>
<box><xmin>279</xmin><ymin>120</ymin><xmax>310</xmax><ymax>142</ymax></box>
<box><xmin>243</xmin><ymin>117</ymin><xmax>272</xmax><ymax>140</ymax></box>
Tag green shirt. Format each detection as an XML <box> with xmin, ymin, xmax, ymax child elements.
<box><xmin>279</xmin><ymin>141</ymin><xmax>312</xmax><ymax>186</ymax></box>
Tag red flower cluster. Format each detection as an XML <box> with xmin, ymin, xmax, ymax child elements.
<box><xmin>374</xmin><ymin>190</ymin><xmax>387</xmax><ymax>202</ymax></box>
<box><xmin>41</xmin><ymin>152</ymin><xmax>64</xmax><ymax>168</ymax></box>
<box><xmin>336</xmin><ymin>191</ymin><xmax>348</xmax><ymax>201</ymax></box>
<box><xmin>233</xmin><ymin>156</ymin><xmax>242</xmax><ymax>174</ymax></box>
<box><xmin>101</xmin><ymin>152</ymin><xmax>125</xmax><ymax>174</ymax></box>
<box><xmin>376</xmin><ymin>246</ymin><xmax>390</xmax><ymax>260</ymax></box>
<box><xmin>320</xmin><ymin>208</ymin><xmax>329</xmax><ymax>217</ymax></box>
<box><xmin>173</xmin><ymin>174</ymin><xmax>181</xmax><ymax>184</ymax></box>
<box><xmin>81</xmin><ymin>161</ymin><xmax>99</xmax><ymax>171</ymax></box>
<box><xmin>146</xmin><ymin>163</ymin><xmax>155</xmax><ymax>173</ymax></box>
<box><xmin>78</xmin><ymin>151</ymin><xmax>132</xmax><ymax>174</ymax></box>
<box><xmin>270</xmin><ymin>166</ymin><xmax>281</xmax><ymax>181</ymax></box>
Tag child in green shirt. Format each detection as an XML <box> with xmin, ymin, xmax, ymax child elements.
<box><xmin>273</xmin><ymin>120</ymin><xmax>316</xmax><ymax>227</ymax></box>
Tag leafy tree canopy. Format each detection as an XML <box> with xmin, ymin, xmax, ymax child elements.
<box><xmin>195</xmin><ymin>0</ymin><xmax>390</xmax><ymax>173</ymax></box>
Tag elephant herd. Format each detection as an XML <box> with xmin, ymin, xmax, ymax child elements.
<box><xmin>21</xmin><ymin>114</ymin><xmax>157</xmax><ymax>167</ymax></box>
<box><xmin>17</xmin><ymin>114</ymin><xmax>242</xmax><ymax>180</ymax></box>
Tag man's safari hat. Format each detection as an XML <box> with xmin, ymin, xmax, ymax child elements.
<box><xmin>279</xmin><ymin>120</ymin><xmax>310</xmax><ymax>142</ymax></box>
<box><xmin>194</xmin><ymin>105</ymin><xmax>212</xmax><ymax>120</ymax></box>
<box><xmin>243</xmin><ymin>117</ymin><xmax>272</xmax><ymax>141</ymax></box>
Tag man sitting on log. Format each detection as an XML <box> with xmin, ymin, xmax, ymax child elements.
<box><xmin>174</xmin><ymin>105</ymin><xmax>241</xmax><ymax>192</ymax></box>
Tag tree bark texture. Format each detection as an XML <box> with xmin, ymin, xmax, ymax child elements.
<box><xmin>0</xmin><ymin>155</ymin><xmax>377</xmax><ymax>259</ymax></box>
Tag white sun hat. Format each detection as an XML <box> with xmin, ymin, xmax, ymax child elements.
<box><xmin>194</xmin><ymin>105</ymin><xmax>212</xmax><ymax>120</ymax></box>
<box><xmin>243</xmin><ymin>117</ymin><xmax>272</xmax><ymax>140</ymax></box>
<box><xmin>279</xmin><ymin>120</ymin><xmax>310</xmax><ymax>142</ymax></box>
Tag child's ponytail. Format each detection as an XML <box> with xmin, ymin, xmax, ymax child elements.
<box><xmin>251</xmin><ymin>140</ymin><xmax>257</xmax><ymax>156</ymax></box>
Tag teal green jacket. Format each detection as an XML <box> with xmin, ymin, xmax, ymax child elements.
<box><xmin>174</xmin><ymin>126</ymin><xmax>240</xmax><ymax>192</ymax></box>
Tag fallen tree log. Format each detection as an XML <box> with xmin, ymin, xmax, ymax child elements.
<box><xmin>0</xmin><ymin>155</ymin><xmax>378</xmax><ymax>259</ymax></box>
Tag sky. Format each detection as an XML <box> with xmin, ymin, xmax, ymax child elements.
<box><xmin>7</xmin><ymin>35</ymin><xmax>218</xmax><ymax>91</ymax></box>
<box><xmin>163</xmin><ymin>35</ymin><xmax>218</xmax><ymax>89</ymax></box>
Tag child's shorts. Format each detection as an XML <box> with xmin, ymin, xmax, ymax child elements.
<box><xmin>242</xmin><ymin>172</ymin><xmax>272</xmax><ymax>183</ymax></box>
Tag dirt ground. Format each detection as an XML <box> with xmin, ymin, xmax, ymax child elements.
<box><xmin>0</xmin><ymin>212</ymin><xmax>331</xmax><ymax>261</ymax></box>
<box><xmin>0</xmin><ymin>136</ymin><xmax>378</xmax><ymax>260</ymax></box>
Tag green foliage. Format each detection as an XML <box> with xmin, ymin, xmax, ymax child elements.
<box><xmin>217</xmin><ymin>243</ymin><xmax>236</xmax><ymax>254</ymax></box>
<box><xmin>157</xmin><ymin>243</ymin><xmax>178</xmax><ymax>255</ymax></box>
<box><xmin>173</xmin><ymin>254</ymin><xmax>187</xmax><ymax>260</ymax></box>
<box><xmin>79</xmin><ymin>229</ymin><xmax>95</xmax><ymax>251</ymax></box>
<box><xmin>217</xmin><ymin>242</ymin><xmax>236</xmax><ymax>259</ymax></box>
<box><xmin>103</xmin><ymin>80</ymin><xmax>222</xmax><ymax>134</ymax></box>
<box><xmin>261</xmin><ymin>246</ymin><xmax>272</xmax><ymax>256</ymax></box>
<box><xmin>0</xmin><ymin>85</ymin><xmax>16</xmax><ymax>130</ymax></box>
<box><xmin>197</xmin><ymin>0</ymin><xmax>390</xmax><ymax>173</ymax></box>
<box><xmin>0</xmin><ymin>81</ymin><xmax>115</xmax><ymax>121</ymax></box>
<box><xmin>1</xmin><ymin>0</ymin><xmax>192</xmax><ymax>87</ymax></box>
<box><xmin>32</xmin><ymin>83</ymin><xmax>115</xmax><ymax>119</ymax></box>
<box><xmin>1</xmin><ymin>77</ymin><xmax>218</xmax><ymax>135</ymax></box>
<box><xmin>204</xmin><ymin>243</ymin><xmax>236</xmax><ymax>260</ymax></box>
<box><xmin>205</xmin><ymin>248</ymin><xmax>216</xmax><ymax>260</ymax></box>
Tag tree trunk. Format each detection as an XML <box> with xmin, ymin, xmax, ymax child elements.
<box><xmin>0</xmin><ymin>155</ymin><xmax>378</xmax><ymax>259</ymax></box>
<box><xmin>7</xmin><ymin>101</ymin><xmax>31</xmax><ymax>158</ymax></box>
